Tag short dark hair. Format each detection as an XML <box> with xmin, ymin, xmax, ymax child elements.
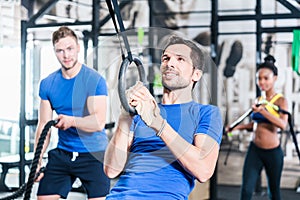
<box><xmin>52</xmin><ymin>26</ymin><xmax>78</xmax><ymax>45</ymax></box>
<box><xmin>257</xmin><ymin>55</ymin><xmax>278</xmax><ymax>76</ymax></box>
<box><xmin>163</xmin><ymin>35</ymin><xmax>205</xmax><ymax>71</ymax></box>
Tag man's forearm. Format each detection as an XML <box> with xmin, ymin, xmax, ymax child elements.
<box><xmin>104</xmin><ymin>125</ymin><xmax>132</xmax><ymax>178</ymax></box>
<box><xmin>73</xmin><ymin>114</ymin><xmax>106</xmax><ymax>132</ymax></box>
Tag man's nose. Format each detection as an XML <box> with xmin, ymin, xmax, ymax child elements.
<box><xmin>167</xmin><ymin>57</ymin><xmax>177</xmax><ymax>68</ymax></box>
<box><xmin>63</xmin><ymin>50</ymin><xmax>70</xmax><ymax>57</ymax></box>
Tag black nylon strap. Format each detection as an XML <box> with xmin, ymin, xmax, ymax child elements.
<box><xmin>105</xmin><ymin>0</ymin><xmax>119</xmax><ymax>34</ymax></box>
<box><xmin>279</xmin><ymin>108</ymin><xmax>300</xmax><ymax>163</ymax></box>
<box><xmin>106</xmin><ymin>0</ymin><xmax>133</xmax><ymax>61</ymax></box>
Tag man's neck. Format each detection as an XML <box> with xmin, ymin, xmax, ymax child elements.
<box><xmin>62</xmin><ymin>62</ymin><xmax>82</xmax><ymax>79</ymax></box>
<box><xmin>162</xmin><ymin>88</ymin><xmax>193</xmax><ymax>104</ymax></box>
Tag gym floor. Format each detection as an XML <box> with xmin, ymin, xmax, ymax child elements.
<box><xmin>216</xmin><ymin>133</ymin><xmax>300</xmax><ymax>200</ymax></box>
<box><xmin>0</xmin><ymin>135</ymin><xmax>299</xmax><ymax>200</ymax></box>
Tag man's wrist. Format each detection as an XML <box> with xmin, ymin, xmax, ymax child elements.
<box><xmin>118</xmin><ymin>114</ymin><xmax>133</xmax><ymax>132</ymax></box>
<box><xmin>156</xmin><ymin>119</ymin><xmax>167</xmax><ymax>137</ymax></box>
<box><xmin>150</xmin><ymin>116</ymin><xmax>165</xmax><ymax>132</ymax></box>
<box><xmin>71</xmin><ymin>116</ymin><xmax>76</xmax><ymax>127</ymax></box>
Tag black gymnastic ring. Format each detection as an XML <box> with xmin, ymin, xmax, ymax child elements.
<box><xmin>118</xmin><ymin>55</ymin><xmax>146</xmax><ymax>115</ymax></box>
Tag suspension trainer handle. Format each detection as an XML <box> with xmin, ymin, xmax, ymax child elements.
<box><xmin>228</xmin><ymin>101</ymin><xmax>280</xmax><ymax>131</ymax></box>
<box><xmin>227</xmin><ymin>101</ymin><xmax>300</xmax><ymax>164</ymax></box>
<box><xmin>228</xmin><ymin>108</ymin><xmax>253</xmax><ymax>131</ymax></box>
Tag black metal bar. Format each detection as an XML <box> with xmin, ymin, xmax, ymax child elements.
<box><xmin>256</xmin><ymin>0</ymin><xmax>262</xmax><ymax>93</ymax></box>
<box><xmin>216</xmin><ymin>26</ymin><xmax>300</xmax><ymax>35</ymax></box>
<box><xmin>27</xmin><ymin>0</ymin><xmax>59</xmax><ymax>26</ymax></box>
<box><xmin>99</xmin><ymin>0</ymin><xmax>130</xmax><ymax>28</ymax></box>
<box><xmin>276</xmin><ymin>0</ymin><xmax>300</xmax><ymax>15</ymax></box>
<box><xmin>261</xmin><ymin>13</ymin><xmax>300</xmax><ymax>19</ymax></box>
<box><xmin>92</xmin><ymin>0</ymin><xmax>100</xmax><ymax>70</ymax></box>
<box><xmin>262</xmin><ymin>26</ymin><xmax>300</xmax><ymax>33</ymax></box>
<box><xmin>152</xmin><ymin>10</ymin><xmax>211</xmax><ymax>16</ymax></box>
<box><xmin>21</xmin><ymin>0</ymin><xmax>35</xmax><ymax>18</ymax></box>
<box><xmin>219</xmin><ymin>13</ymin><xmax>300</xmax><ymax>21</ymax></box>
<box><xmin>210</xmin><ymin>1</ymin><xmax>219</xmax><ymax>199</ymax></box>
<box><xmin>219</xmin><ymin>31</ymin><xmax>257</xmax><ymax>35</ymax></box>
<box><xmin>147</xmin><ymin>0</ymin><xmax>155</xmax><ymax>96</ymax></box>
<box><xmin>165</xmin><ymin>25</ymin><xmax>210</xmax><ymax>29</ymax></box>
<box><xmin>25</xmin><ymin>119</ymin><xmax>38</xmax><ymax>126</ymax></box>
<box><xmin>26</xmin><ymin>21</ymin><xmax>92</xmax><ymax>29</ymax></box>
<box><xmin>255</xmin><ymin>0</ymin><xmax>263</xmax><ymax>193</ymax></box>
<box><xmin>256</xmin><ymin>0</ymin><xmax>262</xmax><ymax>64</ymax></box>
<box><xmin>19</xmin><ymin>20</ymin><xmax>28</xmax><ymax>187</ymax></box>
<box><xmin>82</xmin><ymin>30</ymin><xmax>90</xmax><ymax>64</ymax></box>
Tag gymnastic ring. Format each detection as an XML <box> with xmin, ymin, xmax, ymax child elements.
<box><xmin>118</xmin><ymin>54</ymin><xmax>146</xmax><ymax>115</ymax></box>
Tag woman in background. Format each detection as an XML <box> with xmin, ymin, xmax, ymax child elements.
<box><xmin>227</xmin><ymin>55</ymin><xmax>288</xmax><ymax>200</ymax></box>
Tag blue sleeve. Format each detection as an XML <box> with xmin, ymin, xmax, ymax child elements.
<box><xmin>86</xmin><ymin>70</ymin><xmax>108</xmax><ymax>97</ymax></box>
<box><xmin>92</xmin><ymin>76</ymin><xmax>108</xmax><ymax>96</ymax></box>
<box><xmin>38</xmin><ymin>70</ymin><xmax>60</xmax><ymax>101</ymax></box>
<box><xmin>196</xmin><ymin>105</ymin><xmax>223</xmax><ymax>145</ymax></box>
<box><xmin>39</xmin><ymin>79</ymin><xmax>49</xmax><ymax>100</ymax></box>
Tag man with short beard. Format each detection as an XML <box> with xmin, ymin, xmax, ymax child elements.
<box><xmin>104</xmin><ymin>35</ymin><xmax>223</xmax><ymax>200</ymax></box>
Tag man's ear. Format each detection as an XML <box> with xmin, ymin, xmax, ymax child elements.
<box><xmin>77</xmin><ymin>43</ymin><xmax>80</xmax><ymax>53</ymax></box>
<box><xmin>192</xmin><ymin>69</ymin><xmax>203</xmax><ymax>82</ymax></box>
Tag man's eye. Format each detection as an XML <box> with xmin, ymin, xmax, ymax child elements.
<box><xmin>178</xmin><ymin>57</ymin><xmax>184</xmax><ymax>61</ymax></box>
<box><xmin>162</xmin><ymin>57</ymin><xmax>169</xmax><ymax>62</ymax></box>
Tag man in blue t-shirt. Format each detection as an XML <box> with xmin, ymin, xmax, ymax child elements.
<box><xmin>34</xmin><ymin>26</ymin><xmax>110</xmax><ymax>200</ymax></box>
<box><xmin>104</xmin><ymin>35</ymin><xmax>223</xmax><ymax>200</ymax></box>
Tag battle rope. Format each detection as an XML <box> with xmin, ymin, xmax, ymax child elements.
<box><xmin>224</xmin><ymin>101</ymin><xmax>300</xmax><ymax>165</ymax></box>
<box><xmin>0</xmin><ymin>120</ymin><xmax>57</xmax><ymax>200</ymax></box>
<box><xmin>106</xmin><ymin>0</ymin><xmax>146</xmax><ymax>115</ymax></box>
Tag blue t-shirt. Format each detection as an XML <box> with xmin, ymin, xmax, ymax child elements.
<box><xmin>106</xmin><ymin>101</ymin><xmax>223</xmax><ymax>200</ymax></box>
<box><xmin>39</xmin><ymin>64</ymin><xmax>108</xmax><ymax>152</ymax></box>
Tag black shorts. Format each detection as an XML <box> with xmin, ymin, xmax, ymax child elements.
<box><xmin>37</xmin><ymin>148</ymin><xmax>110</xmax><ymax>199</ymax></box>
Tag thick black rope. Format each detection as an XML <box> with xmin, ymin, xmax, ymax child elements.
<box><xmin>0</xmin><ymin>120</ymin><xmax>57</xmax><ymax>200</ymax></box>
<box><xmin>0</xmin><ymin>184</ymin><xmax>26</xmax><ymax>200</ymax></box>
<box><xmin>23</xmin><ymin>120</ymin><xmax>57</xmax><ymax>200</ymax></box>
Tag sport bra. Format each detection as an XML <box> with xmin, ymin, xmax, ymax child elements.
<box><xmin>251</xmin><ymin>93</ymin><xmax>283</xmax><ymax>123</ymax></box>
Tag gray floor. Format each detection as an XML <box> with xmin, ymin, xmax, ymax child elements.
<box><xmin>1</xmin><ymin>133</ymin><xmax>299</xmax><ymax>199</ymax></box>
<box><xmin>216</xmin><ymin>132</ymin><xmax>300</xmax><ymax>200</ymax></box>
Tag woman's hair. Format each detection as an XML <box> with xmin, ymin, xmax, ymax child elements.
<box><xmin>52</xmin><ymin>26</ymin><xmax>78</xmax><ymax>45</ymax></box>
<box><xmin>257</xmin><ymin>55</ymin><xmax>278</xmax><ymax>76</ymax></box>
<box><xmin>162</xmin><ymin>35</ymin><xmax>205</xmax><ymax>71</ymax></box>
